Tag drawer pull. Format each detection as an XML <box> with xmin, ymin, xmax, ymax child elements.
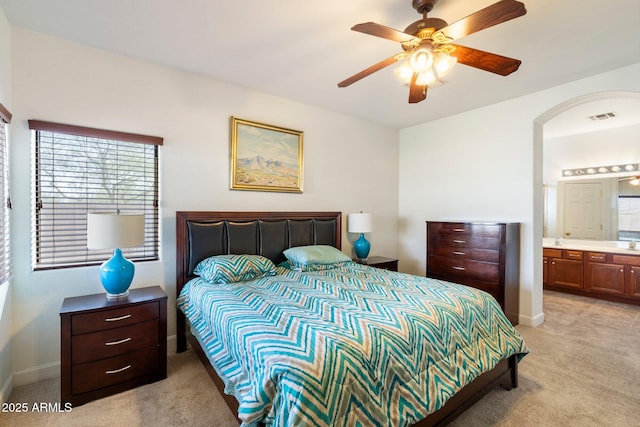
<box><xmin>105</xmin><ymin>365</ymin><xmax>131</xmax><ymax>375</ymax></box>
<box><xmin>105</xmin><ymin>337</ymin><xmax>132</xmax><ymax>346</ymax></box>
<box><xmin>106</xmin><ymin>365</ymin><xmax>131</xmax><ymax>375</ymax></box>
<box><xmin>452</xmin><ymin>228</ymin><xmax>466</xmax><ymax>232</ymax></box>
<box><xmin>452</xmin><ymin>251</ymin><xmax>466</xmax><ymax>255</ymax></box>
<box><xmin>452</xmin><ymin>239</ymin><xmax>466</xmax><ymax>243</ymax></box>
<box><xmin>105</xmin><ymin>314</ymin><xmax>132</xmax><ymax>322</ymax></box>
<box><xmin>452</xmin><ymin>266</ymin><xmax>466</xmax><ymax>271</ymax></box>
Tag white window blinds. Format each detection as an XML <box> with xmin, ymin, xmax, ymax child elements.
<box><xmin>0</xmin><ymin>103</ymin><xmax>12</xmax><ymax>284</ymax></box>
<box><xmin>29</xmin><ymin>120</ymin><xmax>162</xmax><ymax>270</ymax></box>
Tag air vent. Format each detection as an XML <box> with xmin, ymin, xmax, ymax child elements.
<box><xmin>587</xmin><ymin>112</ymin><xmax>616</xmax><ymax>121</ymax></box>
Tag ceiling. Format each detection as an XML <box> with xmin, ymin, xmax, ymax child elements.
<box><xmin>0</xmin><ymin>0</ymin><xmax>639</xmax><ymax>129</ymax></box>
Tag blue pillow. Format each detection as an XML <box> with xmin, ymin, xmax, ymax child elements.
<box><xmin>193</xmin><ymin>254</ymin><xmax>276</xmax><ymax>284</ymax></box>
<box><xmin>283</xmin><ymin>245</ymin><xmax>350</xmax><ymax>266</ymax></box>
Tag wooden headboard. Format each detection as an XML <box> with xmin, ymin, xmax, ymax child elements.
<box><xmin>175</xmin><ymin>211</ymin><xmax>342</xmax><ymax>352</ymax></box>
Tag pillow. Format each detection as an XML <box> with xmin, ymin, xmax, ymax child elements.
<box><xmin>193</xmin><ymin>254</ymin><xmax>276</xmax><ymax>284</ymax></box>
<box><xmin>280</xmin><ymin>260</ymin><xmax>350</xmax><ymax>272</ymax></box>
<box><xmin>283</xmin><ymin>245</ymin><xmax>350</xmax><ymax>266</ymax></box>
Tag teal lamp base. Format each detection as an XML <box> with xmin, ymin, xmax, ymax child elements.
<box><xmin>353</xmin><ymin>233</ymin><xmax>371</xmax><ymax>261</ymax></box>
<box><xmin>99</xmin><ymin>248</ymin><xmax>135</xmax><ymax>300</ymax></box>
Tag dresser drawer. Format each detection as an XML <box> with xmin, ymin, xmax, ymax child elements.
<box><xmin>71</xmin><ymin>301</ymin><xmax>159</xmax><ymax>335</ymax></box>
<box><xmin>428</xmin><ymin>255</ymin><xmax>500</xmax><ymax>284</ymax></box>
<box><xmin>71</xmin><ymin>346</ymin><xmax>159</xmax><ymax>395</ymax></box>
<box><xmin>429</xmin><ymin>222</ymin><xmax>501</xmax><ymax>238</ymax></box>
<box><xmin>72</xmin><ymin>319</ymin><xmax>159</xmax><ymax>364</ymax></box>
<box><xmin>429</xmin><ymin>246</ymin><xmax>500</xmax><ymax>263</ymax></box>
<box><xmin>428</xmin><ymin>234</ymin><xmax>500</xmax><ymax>250</ymax></box>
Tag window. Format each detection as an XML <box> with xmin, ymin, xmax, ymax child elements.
<box><xmin>0</xmin><ymin>102</ymin><xmax>12</xmax><ymax>284</ymax></box>
<box><xmin>618</xmin><ymin>195</ymin><xmax>640</xmax><ymax>241</ymax></box>
<box><xmin>29</xmin><ymin>120</ymin><xmax>162</xmax><ymax>270</ymax></box>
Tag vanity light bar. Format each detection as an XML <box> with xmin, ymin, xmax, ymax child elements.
<box><xmin>562</xmin><ymin>163</ymin><xmax>639</xmax><ymax>177</ymax></box>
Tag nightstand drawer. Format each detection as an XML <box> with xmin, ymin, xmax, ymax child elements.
<box><xmin>72</xmin><ymin>319</ymin><xmax>159</xmax><ymax>364</ymax></box>
<box><xmin>71</xmin><ymin>301</ymin><xmax>159</xmax><ymax>334</ymax></box>
<box><xmin>72</xmin><ymin>346</ymin><xmax>159</xmax><ymax>395</ymax></box>
<box><xmin>61</xmin><ymin>286</ymin><xmax>168</xmax><ymax>406</ymax></box>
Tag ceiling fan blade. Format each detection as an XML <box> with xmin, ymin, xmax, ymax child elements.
<box><xmin>338</xmin><ymin>52</ymin><xmax>407</xmax><ymax>88</ymax></box>
<box><xmin>352</xmin><ymin>22</ymin><xmax>419</xmax><ymax>44</ymax></box>
<box><xmin>449</xmin><ymin>44</ymin><xmax>521</xmax><ymax>76</ymax></box>
<box><xmin>436</xmin><ymin>0</ymin><xmax>526</xmax><ymax>41</ymax></box>
<box><xmin>408</xmin><ymin>73</ymin><xmax>427</xmax><ymax>104</ymax></box>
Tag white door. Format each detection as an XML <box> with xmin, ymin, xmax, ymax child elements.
<box><xmin>563</xmin><ymin>182</ymin><xmax>603</xmax><ymax>240</ymax></box>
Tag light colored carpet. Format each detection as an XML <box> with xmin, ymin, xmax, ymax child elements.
<box><xmin>3</xmin><ymin>291</ymin><xmax>640</xmax><ymax>426</ymax></box>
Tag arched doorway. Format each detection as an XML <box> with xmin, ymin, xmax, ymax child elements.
<box><xmin>533</xmin><ymin>90</ymin><xmax>640</xmax><ymax>317</ymax></box>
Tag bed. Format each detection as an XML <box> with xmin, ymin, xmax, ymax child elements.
<box><xmin>176</xmin><ymin>211</ymin><xmax>528</xmax><ymax>426</ymax></box>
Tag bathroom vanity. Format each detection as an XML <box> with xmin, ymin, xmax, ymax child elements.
<box><xmin>543</xmin><ymin>239</ymin><xmax>640</xmax><ymax>305</ymax></box>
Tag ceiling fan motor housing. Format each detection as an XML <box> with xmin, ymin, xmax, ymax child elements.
<box><xmin>412</xmin><ymin>0</ymin><xmax>438</xmax><ymax>14</ymax></box>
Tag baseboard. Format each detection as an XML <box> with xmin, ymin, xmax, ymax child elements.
<box><xmin>167</xmin><ymin>334</ymin><xmax>177</xmax><ymax>354</ymax></box>
<box><xmin>13</xmin><ymin>360</ymin><xmax>59</xmax><ymax>387</ymax></box>
<box><xmin>0</xmin><ymin>372</ymin><xmax>13</xmax><ymax>403</ymax></box>
<box><xmin>518</xmin><ymin>311</ymin><xmax>545</xmax><ymax>327</ymax></box>
<box><xmin>12</xmin><ymin>335</ymin><xmax>178</xmax><ymax>388</ymax></box>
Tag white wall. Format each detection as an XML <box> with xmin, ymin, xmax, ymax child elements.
<box><xmin>8</xmin><ymin>28</ymin><xmax>399</xmax><ymax>385</ymax></box>
<box><xmin>0</xmin><ymin>5</ymin><xmax>13</xmax><ymax>402</ymax></box>
<box><xmin>544</xmin><ymin>124</ymin><xmax>640</xmax><ymax>183</ymax></box>
<box><xmin>398</xmin><ymin>63</ymin><xmax>640</xmax><ymax>327</ymax></box>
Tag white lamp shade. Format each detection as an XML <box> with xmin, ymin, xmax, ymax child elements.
<box><xmin>348</xmin><ymin>213</ymin><xmax>373</xmax><ymax>233</ymax></box>
<box><xmin>87</xmin><ymin>212</ymin><xmax>145</xmax><ymax>249</ymax></box>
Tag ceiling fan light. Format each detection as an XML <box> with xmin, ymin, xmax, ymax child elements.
<box><xmin>434</xmin><ymin>53</ymin><xmax>457</xmax><ymax>75</ymax></box>
<box><xmin>394</xmin><ymin>64</ymin><xmax>413</xmax><ymax>84</ymax></box>
<box><xmin>416</xmin><ymin>70</ymin><xmax>436</xmax><ymax>86</ymax></box>
<box><xmin>630</xmin><ymin>177</ymin><xmax>640</xmax><ymax>186</ymax></box>
<box><xmin>409</xmin><ymin>46</ymin><xmax>433</xmax><ymax>73</ymax></box>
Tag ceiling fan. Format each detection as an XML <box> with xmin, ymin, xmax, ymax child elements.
<box><xmin>338</xmin><ymin>0</ymin><xmax>527</xmax><ymax>104</ymax></box>
<box><xmin>619</xmin><ymin>175</ymin><xmax>640</xmax><ymax>186</ymax></box>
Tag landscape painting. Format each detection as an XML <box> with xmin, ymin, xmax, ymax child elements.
<box><xmin>230</xmin><ymin>117</ymin><xmax>303</xmax><ymax>193</ymax></box>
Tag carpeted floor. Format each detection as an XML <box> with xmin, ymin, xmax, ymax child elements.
<box><xmin>3</xmin><ymin>290</ymin><xmax>639</xmax><ymax>426</ymax></box>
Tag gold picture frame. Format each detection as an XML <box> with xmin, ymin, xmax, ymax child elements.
<box><xmin>230</xmin><ymin>117</ymin><xmax>304</xmax><ymax>193</ymax></box>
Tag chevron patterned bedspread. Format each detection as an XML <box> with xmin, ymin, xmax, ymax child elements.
<box><xmin>177</xmin><ymin>262</ymin><xmax>528</xmax><ymax>427</ymax></box>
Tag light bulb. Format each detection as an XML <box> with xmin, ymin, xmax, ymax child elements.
<box><xmin>409</xmin><ymin>46</ymin><xmax>433</xmax><ymax>73</ymax></box>
<box><xmin>416</xmin><ymin>70</ymin><xmax>436</xmax><ymax>86</ymax></box>
<box><xmin>393</xmin><ymin>64</ymin><xmax>413</xmax><ymax>84</ymax></box>
<box><xmin>434</xmin><ymin>53</ymin><xmax>457</xmax><ymax>75</ymax></box>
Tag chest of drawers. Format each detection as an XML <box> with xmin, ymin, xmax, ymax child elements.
<box><xmin>426</xmin><ymin>221</ymin><xmax>520</xmax><ymax>325</ymax></box>
<box><xmin>60</xmin><ymin>286</ymin><xmax>167</xmax><ymax>406</ymax></box>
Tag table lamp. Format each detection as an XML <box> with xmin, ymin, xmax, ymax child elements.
<box><xmin>348</xmin><ymin>212</ymin><xmax>372</xmax><ymax>261</ymax></box>
<box><xmin>87</xmin><ymin>212</ymin><xmax>145</xmax><ymax>300</ymax></box>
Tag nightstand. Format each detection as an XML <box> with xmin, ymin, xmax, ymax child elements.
<box><xmin>60</xmin><ymin>286</ymin><xmax>167</xmax><ymax>407</ymax></box>
<box><xmin>355</xmin><ymin>256</ymin><xmax>399</xmax><ymax>271</ymax></box>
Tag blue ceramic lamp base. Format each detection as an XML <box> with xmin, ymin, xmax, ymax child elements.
<box><xmin>99</xmin><ymin>248</ymin><xmax>135</xmax><ymax>300</ymax></box>
<box><xmin>353</xmin><ymin>233</ymin><xmax>371</xmax><ymax>261</ymax></box>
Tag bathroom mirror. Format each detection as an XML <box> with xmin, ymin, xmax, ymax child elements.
<box><xmin>544</xmin><ymin>175</ymin><xmax>640</xmax><ymax>241</ymax></box>
<box><xmin>543</xmin><ymin>97</ymin><xmax>640</xmax><ymax>242</ymax></box>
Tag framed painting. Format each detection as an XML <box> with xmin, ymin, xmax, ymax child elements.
<box><xmin>230</xmin><ymin>117</ymin><xmax>303</xmax><ymax>193</ymax></box>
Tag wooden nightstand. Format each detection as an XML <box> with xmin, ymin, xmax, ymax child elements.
<box><xmin>355</xmin><ymin>256</ymin><xmax>399</xmax><ymax>271</ymax></box>
<box><xmin>60</xmin><ymin>286</ymin><xmax>167</xmax><ymax>407</ymax></box>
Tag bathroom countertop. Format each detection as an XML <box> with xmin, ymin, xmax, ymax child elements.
<box><xmin>543</xmin><ymin>238</ymin><xmax>639</xmax><ymax>255</ymax></box>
